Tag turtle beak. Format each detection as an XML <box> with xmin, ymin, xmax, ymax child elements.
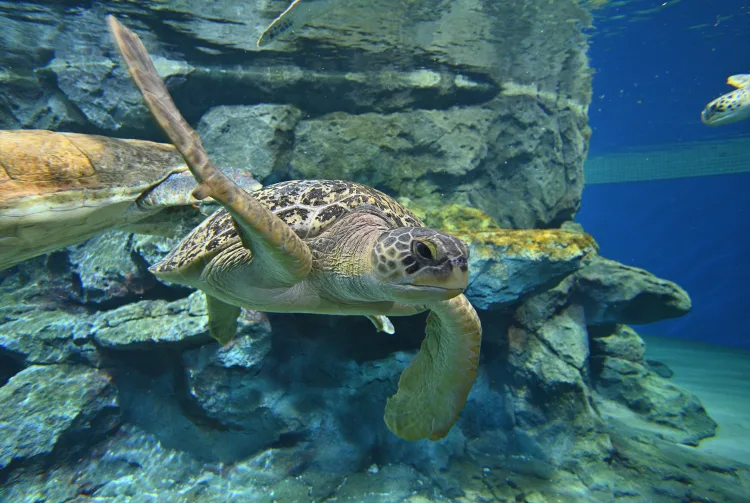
<box><xmin>411</xmin><ymin>256</ymin><xmax>469</xmax><ymax>293</ymax></box>
<box><xmin>391</xmin><ymin>256</ymin><xmax>469</xmax><ymax>302</ymax></box>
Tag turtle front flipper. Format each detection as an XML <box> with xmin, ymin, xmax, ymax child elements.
<box><xmin>384</xmin><ymin>294</ymin><xmax>481</xmax><ymax>441</ymax></box>
<box><xmin>107</xmin><ymin>16</ymin><xmax>312</xmax><ymax>287</ymax></box>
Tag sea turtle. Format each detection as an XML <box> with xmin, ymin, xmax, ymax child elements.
<box><xmin>257</xmin><ymin>0</ymin><xmax>345</xmax><ymax>46</ymax></box>
<box><xmin>0</xmin><ymin>129</ymin><xmax>260</xmax><ymax>271</ymax></box>
<box><xmin>109</xmin><ymin>15</ymin><xmax>481</xmax><ymax>441</ymax></box>
<box><xmin>701</xmin><ymin>74</ymin><xmax>750</xmax><ymax>126</ymax></box>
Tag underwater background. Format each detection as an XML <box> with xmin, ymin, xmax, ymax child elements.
<box><xmin>579</xmin><ymin>0</ymin><xmax>750</xmax><ymax>349</ymax></box>
<box><xmin>0</xmin><ymin>0</ymin><xmax>749</xmax><ymax>502</ymax></box>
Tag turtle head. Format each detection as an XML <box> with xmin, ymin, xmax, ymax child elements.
<box><xmin>371</xmin><ymin>227</ymin><xmax>469</xmax><ymax>302</ymax></box>
<box><xmin>701</xmin><ymin>88</ymin><xmax>750</xmax><ymax>126</ymax></box>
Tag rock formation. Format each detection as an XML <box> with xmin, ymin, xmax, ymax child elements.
<box><xmin>0</xmin><ymin>0</ymin><xmax>590</xmax><ymax>229</ymax></box>
<box><xmin>0</xmin><ymin>0</ymin><xmax>745</xmax><ymax>502</ymax></box>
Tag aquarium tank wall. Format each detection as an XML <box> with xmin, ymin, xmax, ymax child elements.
<box><xmin>0</xmin><ymin>1</ymin><xmax>748</xmax><ymax>502</ymax></box>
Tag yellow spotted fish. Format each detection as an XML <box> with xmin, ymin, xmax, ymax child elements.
<box><xmin>701</xmin><ymin>74</ymin><xmax>750</xmax><ymax>126</ymax></box>
<box><xmin>257</xmin><ymin>0</ymin><xmax>345</xmax><ymax>47</ymax></box>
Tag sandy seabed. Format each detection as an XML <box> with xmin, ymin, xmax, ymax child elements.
<box><xmin>643</xmin><ymin>334</ymin><xmax>750</xmax><ymax>465</ymax></box>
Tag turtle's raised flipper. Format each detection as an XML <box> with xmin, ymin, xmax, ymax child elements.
<box><xmin>107</xmin><ymin>16</ymin><xmax>312</xmax><ymax>286</ymax></box>
<box><xmin>367</xmin><ymin>315</ymin><xmax>395</xmax><ymax>335</ymax></box>
<box><xmin>206</xmin><ymin>294</ymin><xmax>241</xmax><ymax>345</ymax></box>
<box><xmin>384</xmin><ymin>294</ymin><xmax>481</xmax><ymax>441</ymax></box>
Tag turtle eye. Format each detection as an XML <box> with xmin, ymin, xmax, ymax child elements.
<box><xmin>412</xmin><ymin>240</ymin><xmax>434</xmax><ymax>261</ymax></box>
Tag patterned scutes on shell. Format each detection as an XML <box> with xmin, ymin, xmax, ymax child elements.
<box><xmin>254</xmin><ymin>180</ymin><xmax>423</xmax><ymax>237</ymax></box>
<box><xmin>156</xmin><ymin>180</ymin><xmax>424</xmax><ymax>273</ymax></box>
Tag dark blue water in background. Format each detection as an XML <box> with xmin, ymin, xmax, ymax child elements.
<box><xmin>586</xmin><ymin>0</ymin><xmax>750</xmax><ymax>153</ymax></box>
<box><xmin>577</xmin><ymin>0</ymin><xmax>750</xmax><ymax>349</ymax></box>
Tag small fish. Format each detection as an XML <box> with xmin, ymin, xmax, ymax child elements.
<box><xmin>257</xmin><ymin>0</ymin><xmax>346</xmax><ymax>47</ymax></box>
<box><xmin>701</xmin><ymin>74</ymin><xmax>750</xmax><ymax>126</ymax></box>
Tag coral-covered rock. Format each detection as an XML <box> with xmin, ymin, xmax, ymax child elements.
<box><xmin>506</xmin><ymin>303</ymin><xmax>612</xmax><ymax>465</ymax></box>
<box><xmin>68</xmin><ymin>231</ymin><xmax>155</xmax><ymax>306</ymax></box>
<box><xmin>0</xmin><ymin>308</ymin><xmax>97</xmax><ymax>366</ymax></box>
<box><xmin>197</xmin><ymin>104</ymin><xmax>302</xmax><ymax>182</ymax></box>
<box><xmin>589</xmin><ymin>324</ymin><xmax>646</xmax><ymax>362</ymax></box>
<box><xmin>459</xmin><ymin>229</ymin><xmax>597</xmax><ymax>310</ymax></box>
<box><xmin>92</xmin><ymin>292</ymin><xmax>218</xmax><ymax>350</ymax></box>
<box><xmin>590</xmin><ymin>325</ymin><xmax>716</xmax><ymax>446</ymax></box>
<box><xmin>402</xmin><ymin>201</ymin><xmax>503</xmax><ymax>233</ymax></box>
<box><xmin>401</xmin><ymin>203</ymin><xmax>597</xmax><ymax>310</ymax></box>
<box><xmin>573</xmin><ymin>257</ymin><xmax>691</xmax><ymax>325</ymax></box>
<box><xmin>0</xmin><ymin>364</ymin><xmax>119</xmax><ymax>471</ymax></box>
<box><xmin>594</xmin><ymin>356</ymin><xmax>717</xmax><ymax>446</ymax></box>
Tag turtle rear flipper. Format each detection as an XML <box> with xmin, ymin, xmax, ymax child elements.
<box><xmin>107</xmin><ymin>15</ymin><xmax>312</xmax><ymax>287</ymax></box>
<box><xmin>137</xmin><ymin>166</ymin><xmax>262</xmax><ymax>211</ymax></box>
<box><xmin>384</xmin><ymin>294</ymin><xmax>482</xmax><ymax>441</ymax></box>
<box><xmin>125</xmin><ymin>165</ymin><xmax>263</xmax><ymax>236</ymax></box>
<box><xmin>206</xmin><ymin>295</ymin><xmax>242</xmax><ymax>345</ymax></box>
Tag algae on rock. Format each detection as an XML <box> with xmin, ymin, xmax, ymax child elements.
<box><xmin>0</xmin><ymin>365</ymin><xmax>119</xmax><ymax>472</ymax></box>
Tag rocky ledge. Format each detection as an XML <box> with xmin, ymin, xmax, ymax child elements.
<box><xmin>0</xmin><ymin>206</ymin><xmax>736</xmax><ymax>502</ymax></box>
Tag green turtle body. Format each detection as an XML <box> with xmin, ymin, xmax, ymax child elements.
<box><xmin>152</xmin><ymin>178</ymin><xmax>465</xmax><ymax>323</ymax></box>
<box><xmin>108</xmin><ymin>15</ymin><xmax>482</xmax><ymax>442</ymax></box>
<box><xmin>0</xmin><ymin>130</ymin><xmax>260</xmax><ymax>271</ymax></box>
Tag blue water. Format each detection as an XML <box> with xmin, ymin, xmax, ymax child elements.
<box><xmin>578</xmin><ymin>174</ymin><xmax>750</xmax><ymax>349</ymax></box>
<box><xmin>587</xmin><ymin>0</ymin><xmax>750</xmax><ymax>153</ymax></box>
<box><xmin>578</xmin><ymin>0</ymin><xmax>750</xmax><ymax>349</ymax></box>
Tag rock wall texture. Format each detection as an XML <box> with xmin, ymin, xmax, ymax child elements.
<box><xmin>0</xmin><ymin>0</ymin><xmax>591</xmax><ymax>229</ymax></box>
<box><xmin>0</xmin><ymin>213</ymin><xmax>736</xmax><ymax>502</ymax></box>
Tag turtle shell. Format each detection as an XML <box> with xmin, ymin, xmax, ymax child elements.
<box><xmin>0</xmin><ymin>129</ymin><xmax>188</xmax><ymax>269</ymax></box>
<box><xmin>153</xmin><ymin>179</ymin><xmax>424</xmax><ymax>275</ymax></box>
